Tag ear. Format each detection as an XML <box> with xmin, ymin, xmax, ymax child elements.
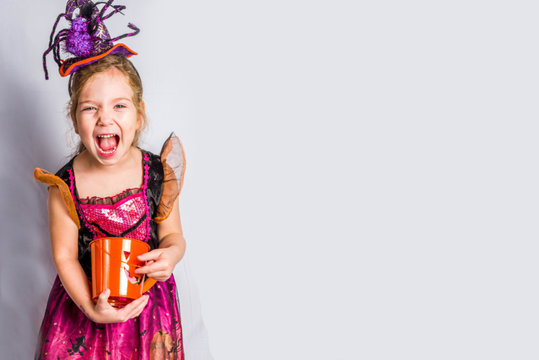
<box><xmin>136</xmin><ymin>101</ymin><xmax>145</xmax><ymax>130</ymax></box>
<box><xmin>73</xmin><ymin>118</ymin><xmax>79</xmax><ymax>134</ymax></box>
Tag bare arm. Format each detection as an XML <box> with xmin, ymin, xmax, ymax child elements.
<box><xmin>136</xmin><ymin>198</ymin><xmax>186</xmax><ymax>280</ymax></box>
<box><xmin>47</xmin><ymin>186</ymin><xmax>148</xmax><ymax>323</ymax></box>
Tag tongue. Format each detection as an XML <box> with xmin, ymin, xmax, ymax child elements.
<box><xmin>99</xmin><ymin>136</ymin><xmax>118</xmax><ymax>151</ymax></box>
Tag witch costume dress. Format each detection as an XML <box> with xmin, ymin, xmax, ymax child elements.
<box><xmin>33</xmin><ymin>135</ymin><xmax>186</xmax><ymax>360</ymax></box>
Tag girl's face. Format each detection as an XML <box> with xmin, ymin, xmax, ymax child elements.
<box><xmin>75</xmin><ymin>67</ymin><xmax>142</xmax><ymax>166</ymax></box>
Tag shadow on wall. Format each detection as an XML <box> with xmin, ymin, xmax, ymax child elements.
<box><xmin>0</xmin><ymin>70</ymin><xmax>66</xmax><ymax>359</ymax></box>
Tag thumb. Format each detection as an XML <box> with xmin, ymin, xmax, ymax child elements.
<box><xmin>96</xmin><ymin>288</ymin><xmax>111</xmax><ymax>306</ymax></box>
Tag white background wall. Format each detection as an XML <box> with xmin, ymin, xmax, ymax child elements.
<box><xmin>1</xmin><ymin>0</ymin><xmax>538</xmax><ymax>359</ymax></box>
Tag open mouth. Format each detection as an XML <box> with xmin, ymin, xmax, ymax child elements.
<box><xmin>96</xmin><ymin>134</ymin><xmax>119</xmax><ymax>157</ymax></box>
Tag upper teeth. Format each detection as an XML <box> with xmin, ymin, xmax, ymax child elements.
<box><xmin>98</xmin><ymin>134</ymin><xmax>116</xmax><ymax>138</ymax></box>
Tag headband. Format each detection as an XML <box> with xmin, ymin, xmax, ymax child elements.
<box><xmin>43</xmin><ymin>0</ymin><xmax>140</xmax><ymax>80</ymax></box>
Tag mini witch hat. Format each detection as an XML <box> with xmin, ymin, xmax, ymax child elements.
<box><xmin>42</xmin><ymin>0</ymin><xmax>140</xmax><ymax>79</ymax></box>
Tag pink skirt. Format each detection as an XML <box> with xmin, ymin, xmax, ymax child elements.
<box><xmin>36</xmin><ymin>275</ymin><xmax>184</xmax><ymax>359</ymax></box>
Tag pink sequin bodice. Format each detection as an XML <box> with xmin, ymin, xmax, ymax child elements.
<box><xmin>79</xmin><ymin>191</ymin><xmax>148</xmax><ymax>241</ymax></box>
<box><xmin>68</xmin><ymin>152</ymin><xmax>152</xmax><ymax>242</ymax></box>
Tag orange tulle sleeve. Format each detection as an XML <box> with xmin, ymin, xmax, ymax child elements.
<box><xmin>154</xmin><ymin>134</ymin><xmax>186</xmax><ymax>223</ymax></box>
<box><xmin>33</xmin><ymin>168</ymin><xmax>81</xmax><ymax>229</ymax></box>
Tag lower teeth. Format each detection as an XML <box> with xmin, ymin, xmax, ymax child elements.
<box><xmin>101</xmin><ymin>146</ymin><xmax>117</xmax><ymax>154</ymax></box>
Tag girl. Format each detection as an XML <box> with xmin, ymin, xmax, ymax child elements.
<box><xmin>35</xmin><ymin>1</ymin><xmax>186</xmax><ymax>358</ymax></box>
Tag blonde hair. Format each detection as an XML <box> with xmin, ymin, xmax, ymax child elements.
<box><xmin>68</xmin><ymin>55</ymin><xmax>147</xmax><ymax>153</ymax></box>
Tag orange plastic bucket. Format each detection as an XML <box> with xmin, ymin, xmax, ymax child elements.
<box><xmin>90</xmin><ymin>237</ymin><xmax>156</xmax><ymax>307</ymax></box>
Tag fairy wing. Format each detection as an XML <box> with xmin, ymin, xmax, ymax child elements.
<box><xmin>154</xmin><ymin>133</ymin><xmax>187</xmax><ymax>223</ymax></box>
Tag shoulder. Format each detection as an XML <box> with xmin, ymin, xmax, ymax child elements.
<box><xmin>54</xmin><ymin>157</ymin><xmax>76</xmax><ymax>182</ymax></box>
<box><xmin>33</xmin><ymin>156</ymin><xmax>80</xmax><ymax>228</ymax></box>
<box><xmin>141</xmin><ymin>149</ymin><xmax>165</xmax><ymax>204</ymax></box>
<box><xmin>34</xmin><ymin>156</ymin><xmax>75</xmax><ymax>186</ymax></box>
<box><xmin>141</xmin><ymin>149</ymin><xmax>164</xmax><ymax>177</ymax></box>
<box><xmin>142</xmin><ymin>149</ymin><xmax>163</xmax><ymax>165</ymax></box>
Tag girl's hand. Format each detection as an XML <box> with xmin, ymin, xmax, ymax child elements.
<box><xmin>88</xmin><ymin>289</ymin><xmax>149</xmax><ymax>324</ymax></box>
<box><xmin>135</xmin><ymin>248</ymin><xmax>178</xmax><ymax>282</ymax></box>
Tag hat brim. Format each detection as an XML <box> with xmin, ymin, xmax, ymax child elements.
<box><xmin>59</xmin><ymin>43</ymin><xmax>137</xmax><ymax>77</ymax></box>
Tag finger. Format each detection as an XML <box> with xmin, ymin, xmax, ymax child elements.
<box><xmin>134</xmin><ymin>264</ymin><xmax>151</xmax><ymax>275</ymax></box>
<box><xmin>99</xmin><ymin>288</ymin><xmax>110</xmax><ymax>300</ymax></box>
<box><xmin>95</xmin><ymin>291</ymin><xmax>115</xmax><ymax>314</ymax></box>
<box><xmin>117</xmin><ymin>297</ymin><xmax>143</xmax><ymax>320</ymax></box>
<box><xmin>135</xmin><ymin>261</ymin><xmax>166</xmax><ymax>275</ymax></box>
<box><xmin>145</xmin><ymin>270</ymin><xmax>170</xmax><ymax>281</ymax></box>
<box><xmin>138</xmin><ymin>250</ymin><xmax>162</xmax><ymax>262</ymax></box>
<box><xmin>122</xmin><ymin>295</ymin><xmax>149</xmax><ymax>319</ymax></box>
<box><xmin>96</xmin><ymin>288</ymin><xmax>110</xmax><ymax>306</ymax></box>
<box><xmin>123</xmin><ymin>293</ymin><xmax>148</xmax><ymax>312</ymax></box>
<box><xmin>131</xmin><ymin>295</ymin><xmax>149</xmax><ymax>317</ymax></box>
<box><xmin>136</xmin><ymin>259</ymin><xmax>155</xmax><ymax>272</ymax></box>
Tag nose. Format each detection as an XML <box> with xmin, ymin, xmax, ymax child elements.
<box><xmin>97</xmin><ymin>107</ymin><xmax>114</xmax><ymax>126</ymax></box>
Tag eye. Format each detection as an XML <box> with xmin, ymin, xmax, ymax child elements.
<box><xmin>81</xmin><ymin>105</ymin><xmax>97</xmax><ymax>111</ymax></box>
<box><xmin>114</xmin><ymin>104</ymin><xmax>127</xmax><ymax>109</ymax></box>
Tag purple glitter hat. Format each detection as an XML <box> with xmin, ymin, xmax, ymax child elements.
<box><xmin>43</xmin><ymin>0</ymin><xmax>140</xmax><ymax>79</ymax></box>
